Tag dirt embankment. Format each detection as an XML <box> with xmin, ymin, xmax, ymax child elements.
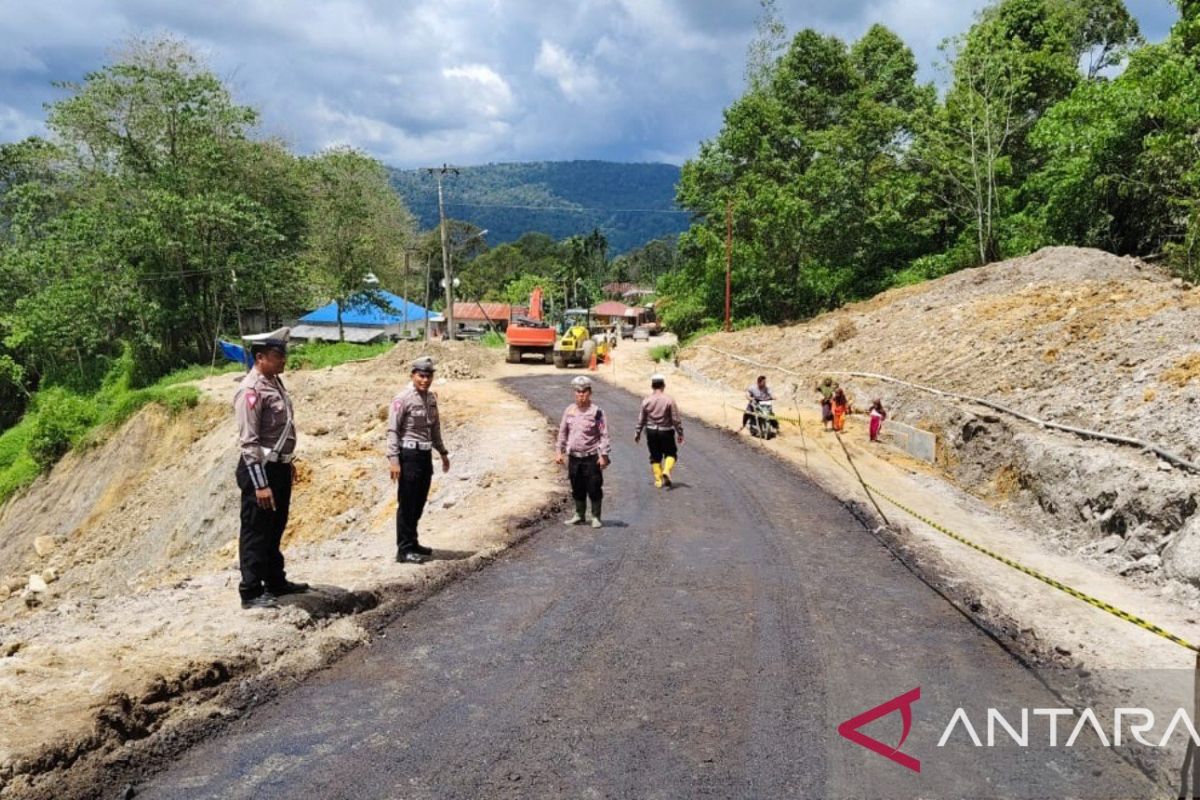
<box><xmin>0</xmin><ymin>341</ymin><xmax>558</xmax><ymax>798</ymax></box>
<box><xmin>681</xmin><ymin>247</ymin><xmax>1200</xmax><ymax>597</ymax></box>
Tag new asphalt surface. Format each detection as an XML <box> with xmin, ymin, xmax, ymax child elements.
<box><xmin>134</xmin><ymin>374</ymin><xmax>1161</xmax><ymax>799</ymax></box>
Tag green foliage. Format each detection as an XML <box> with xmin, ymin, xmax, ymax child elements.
<box><xmin>673</xmin><ymin>24</ymin><xmax>937</xmax><ymax>333</ymax></box>
<box><xmin>1024</xmin><ymin>20</ymin><xmax>1200</xmax><ymax>278</ymax></box>
<box><xmin>649</xmin><ymin>344</ymin><xmax>677</xmax><ymax>363</ymax></box>
<box><xmin>480</xmin><ymin>330</ymin><xmax>505</xmax><ymax>348</ymax></box>
<box><xmin>0</xmin><ymin>349</ymin><xmax>200</xmax><ymax>502</ymax></box>
<box><xmin>27</xmin><ymin>388</ymin><xmax>96</xmax><ymax>468</ymax></box>
<box><xmin>0</xmin><ymin>35</ymin><xmax>416</xmax><ymax>438</ymax></box>
<box><xmin>0</xmin><ymin>450</ymin><xmax>38</xmax><ymax>507</ymax></box>
<box><xmin>501</xmin><ymin>273</ymin><xmax>556</xmax><ymax>307</ymax></box>
<box><xmin>662</xmin><ymin>0</ymin><xmax>1182</xmax><ymax>333</ymax></box>
<box><xmin>154</xmin><ymin>362</ymin><xmax>244</xmax><ymax>386</ymax></box>
<box><xmin>285</xmin><ymin>341</ymin><xmax>394</xmax><ymax>370</ymax></box>
<box><xmin>303</xmin><ymin>147</ymin><xmax>415</xmax><ymax>340</ymax></box>
<box><xmin>889</xmin><ymin>236</ymin><xmax>980</xmax><ymax>287</ymax></box>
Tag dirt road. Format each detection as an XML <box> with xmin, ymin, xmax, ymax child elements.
<box><xmin>132</xmin><ymin>374</ymin><xmax>1159</xmax><ymax>799</ymax></box>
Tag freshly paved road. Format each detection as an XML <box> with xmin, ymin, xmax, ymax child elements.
<box><xmin>136</xmin><ymin>375</ymin><xmax>1159</xmax><ymax>799</ymax></box>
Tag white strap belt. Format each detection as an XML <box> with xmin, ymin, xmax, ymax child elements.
<box><xmin>645</xmin><ymin>425</ymin><xmax>675</xmax><ymax>431</ymax></box>
<box><xmin>261</xmin><ymin>449</ymin><xmax>296</xmax><ymax>464</ymax></box>
<box><xmin>401</xmin><ymin>440</ymin><xmax>433</xmax><ymax>451</ymax></box>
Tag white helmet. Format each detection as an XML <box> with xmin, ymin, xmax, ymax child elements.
<box><xmin>571</xmin><ymin>376</ymin><xmax>592</xmax><ymax>390</ymax></box>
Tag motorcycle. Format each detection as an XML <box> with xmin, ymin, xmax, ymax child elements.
<box><xmin>747</xmin><ymin>399</ymin><xmax>780</xmax><ymax>440</ymax></box>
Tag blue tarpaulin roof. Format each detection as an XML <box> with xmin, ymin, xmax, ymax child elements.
<box><xmin>299</xmin><ymin>290</ymin><xmax>430</xmax><ymax>327</ymax></box>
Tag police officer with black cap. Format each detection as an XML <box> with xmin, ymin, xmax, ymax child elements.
<box><xmin>386</xmin><ymin>356</ymin><xmax>451</xmax><ymax>564</ymax></box>
<box><xmin>233</xmin><ymin>327</ymin><xmax>309</xmax><ymax>609</ymax></box>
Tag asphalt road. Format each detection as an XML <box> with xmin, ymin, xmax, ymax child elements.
<box><xmin>136</xmin><ymin>374</ymin><xmax>1161</xmax><ymax>799</ymax></box>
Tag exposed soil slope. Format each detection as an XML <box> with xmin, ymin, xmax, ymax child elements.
<box><xmin>683</xmin><ymin>247</ymin><xmax>1200</xmax><ymax>592</ymax></box>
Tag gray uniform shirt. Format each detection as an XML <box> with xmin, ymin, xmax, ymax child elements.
<box><xmin>386</xmin><ymin>384</ymin><xmax>447</xmax><ymax>464</ymax></box>
<box><xmin>234</xmin><ymin>367</ymin><xmax>296</xmax><ymax>489</ymax></box>
<box><xmin>635</xmin><ymin>392</ymin><xmax>683</xmax><ymax>437</ymax></box>
<box><xmin>557</xmin><ymin>403</ymin><xmax>611</xmax><ymax>457</ymax></box>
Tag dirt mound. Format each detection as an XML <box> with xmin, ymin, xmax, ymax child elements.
<box><xmin>378</xmin><ymin>339</ymin><xmax>498</xmax><ymax>380</ymax></box>
<box><xmin>682</xmin><ymin>246</ymin><xmax>1200</xmax><ymax>591</ymax></box>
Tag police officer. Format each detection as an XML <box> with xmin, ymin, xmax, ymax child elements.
<box><xmin>634</xmin><ymin>373</ymin><xmax>684</xmax><ymax>489</ymax></box>
<box><xmin>386</xmin><ymin>356</ymin><xmax>450</xmax><ymax>564</ymax></box>
<box><xmin>555</xmin><ymin>375</ymin><xmax>611</xmax><ymax>528</ymax></box>
<box><xmin>234</xmin><ymin>328</ymin><xmax>308</xmax><ymax>609</ymax></box>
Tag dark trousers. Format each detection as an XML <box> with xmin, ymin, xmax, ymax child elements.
<box><xmin>645</xmin><ymin>429</ymin><xmax>677</xmax><ymax>464</ymax></box>
<box><xmin>236</xmin><ymin>460</ymin><xmax>293</xmax><ymax>601</ymax></box>
<box><xmin>567</xmin><ymin>454</ymin><xmax>604</xmax><ymax>503</ymax></box>
<box><xmin>396</xmin><ymin>449</ymin><xmax>434</xmax><ymax>553</ymax></box>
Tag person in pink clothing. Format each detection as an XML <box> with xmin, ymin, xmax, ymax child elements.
<box><xmin>868</xmin><ymin>398</ymin><xmax>887</xmax><ymax>442</ymax></box>
<box><xmin>555</xmin><ymin>375</ymin><xmax>611</xmax><ymax>528</ymax></box>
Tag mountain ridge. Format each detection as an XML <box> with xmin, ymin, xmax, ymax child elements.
<box><xmin>388</xmin><ymin>160</ymin><xmax>688</xmax><ymax>254</ymax></box>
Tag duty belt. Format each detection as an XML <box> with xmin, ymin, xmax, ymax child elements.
<box><xmin>262</xmin><ymin>449</ymin><xmax>296</xmax><ymax>464</ymax></box>
<box><xmin>401</xmin><ymin>440</ymin><xmax>433</xmax><ymax>451</ymax></box>
<box><xmin>569</xmin><ymin>450</ymin><xmax>600</xmax><ymax>458</ymax></box>
<box><xmin>645</xmin><ymin>425</ymin><xmax>675</xmax><ymax>431</ymax></box>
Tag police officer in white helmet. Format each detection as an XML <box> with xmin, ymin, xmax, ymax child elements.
<box><xmin>554</xmin><ymin>375</ymin><xmax>611</xmax><ymax>528</ymax></box>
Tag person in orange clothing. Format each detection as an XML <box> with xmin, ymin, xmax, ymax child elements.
<box><xmin>831</xmin><ymin>387</ymin><xmax>850</xmax><ymax>433</ymax></box>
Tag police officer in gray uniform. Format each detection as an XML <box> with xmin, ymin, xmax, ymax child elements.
<box><xmin>386</xmin><ymin>356</ymin><xmax>451</xmax><ymax>564</ymax></box>
<box><xmin>234</xmin><ymin>328</ymin><xmax>308</xmax><ymax>609</ymax></box>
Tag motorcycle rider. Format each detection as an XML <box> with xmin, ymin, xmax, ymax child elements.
<box><xmin>739</xmin><ymin>375</ymin><xmax>775</xmax><ymax>434</ymax></box>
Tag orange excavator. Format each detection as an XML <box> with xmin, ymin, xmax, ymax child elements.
<box><xmin>505</xmin><ymin>287</ymin><xmax>556</xmax><ymax>364</ymax></box>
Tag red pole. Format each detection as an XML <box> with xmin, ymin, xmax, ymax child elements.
<box><xmin>724</xmin><ymin>196</ymin><xmax>733</xmax><ymax>332</ymax></box>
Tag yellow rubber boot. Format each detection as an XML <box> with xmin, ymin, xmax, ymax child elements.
<box><xmin>662</xmin><ymin>456</ymin><xmax>676</xmax><ymax>487</ymax></box>
<box><xmin>651</xmin><ymin>463</ymin><xmax>664</xmax><ymax>489</ymax></box>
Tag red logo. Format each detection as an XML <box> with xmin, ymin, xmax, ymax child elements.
<box><xmin>837</xmin><ymin>687</ymin><xmax>921</xmax><ymax>773</ymax></box>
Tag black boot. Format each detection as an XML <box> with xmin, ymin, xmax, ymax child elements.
<box><xmin>564</xmin><ymin>498</ymin><xmax>587</xmax><ymax>525</ymax></box>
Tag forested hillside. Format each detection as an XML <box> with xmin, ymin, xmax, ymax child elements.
<box><xmin>389</xmin><ymin>161</ymin><xmax>687</xmax><ymax>254</ymax></box>
<box><xmin>663</xmin><ymin>0</ymin><xmax>1200</xmax><ymax>336</ymax></box>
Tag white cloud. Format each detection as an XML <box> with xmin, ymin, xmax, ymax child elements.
<box><xmin>441</xmin><ymin>64</ymin><xmax>515</xmax><ymax>118</ymax></box>
<box><xmin>0</xmin><ymin>104</ymin><xmax>44</xmax><ymax>141</ymax></box>
<box><xmin>534</xmin><ymin>40</ymin><xmax>605</xmax><ymax>104</ymax></box>
<box><xmin>0</xmin><ymin>0</ymin><xmax>1177</xmax><ymax>169</ymax></box>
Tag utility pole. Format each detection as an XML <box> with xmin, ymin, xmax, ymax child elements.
<box><xmin>424</xmin><ymin>164</ymin><xmax>459</xmax><ymax>339</ymax></box>
<box><xmin>423</xmin><ymin>253</ymin><xmax>432</xmax><ymax>342</ymax></box>
<box><xmin>402</xmin><ymin>250</ymin><xmax>410</xmax><ymax>336</ymax></box>
<box><xmin>724</xmin><ymin>196</ymin><xmax>734</xmax><ymax>333</ymax></box>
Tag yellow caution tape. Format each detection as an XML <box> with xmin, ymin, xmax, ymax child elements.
<box><xmin>725</xmin><ymin>401</ymin><xmax>1200</xmax><ymax>653</ymax></box>
<box><xmin>862</xmin><ymin>480</ymin><xmax>1199</xmax><ymax>653</ymax></box>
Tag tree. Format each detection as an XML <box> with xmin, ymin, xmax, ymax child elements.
<box><xmin>918</xmin><ymin>0</ymin><xmax>1140</xmax><ymax>264</ymax></box>
<box><xmin>745</xmin><ymin>0</ymin><xmax>788</xmax><ymax>91</ymax></box>
<box><xmin>0</xmin><ymin>36</ymin><xmax>310</xmax><ymax>386</ymax></box>
<box><xmin>671</xmin><ymin>25</ymin><xmax>932</xmax><ymax>333</ymax></box>
<box><xmin>303</xmin><ymin>147</ymin><xmax>415</xmax><ymax>340</ymax></box>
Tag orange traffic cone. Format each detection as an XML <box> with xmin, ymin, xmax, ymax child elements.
<box><xmin>588</xmin><ymin>351</ymin><xmax>598</xmax><ymax>371</ymax></box>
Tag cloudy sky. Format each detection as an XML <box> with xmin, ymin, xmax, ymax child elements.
<box><xmin>0</xmin><ymin>0</ymin><xmax>1179</xmax><ymax>169</ymax></box>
